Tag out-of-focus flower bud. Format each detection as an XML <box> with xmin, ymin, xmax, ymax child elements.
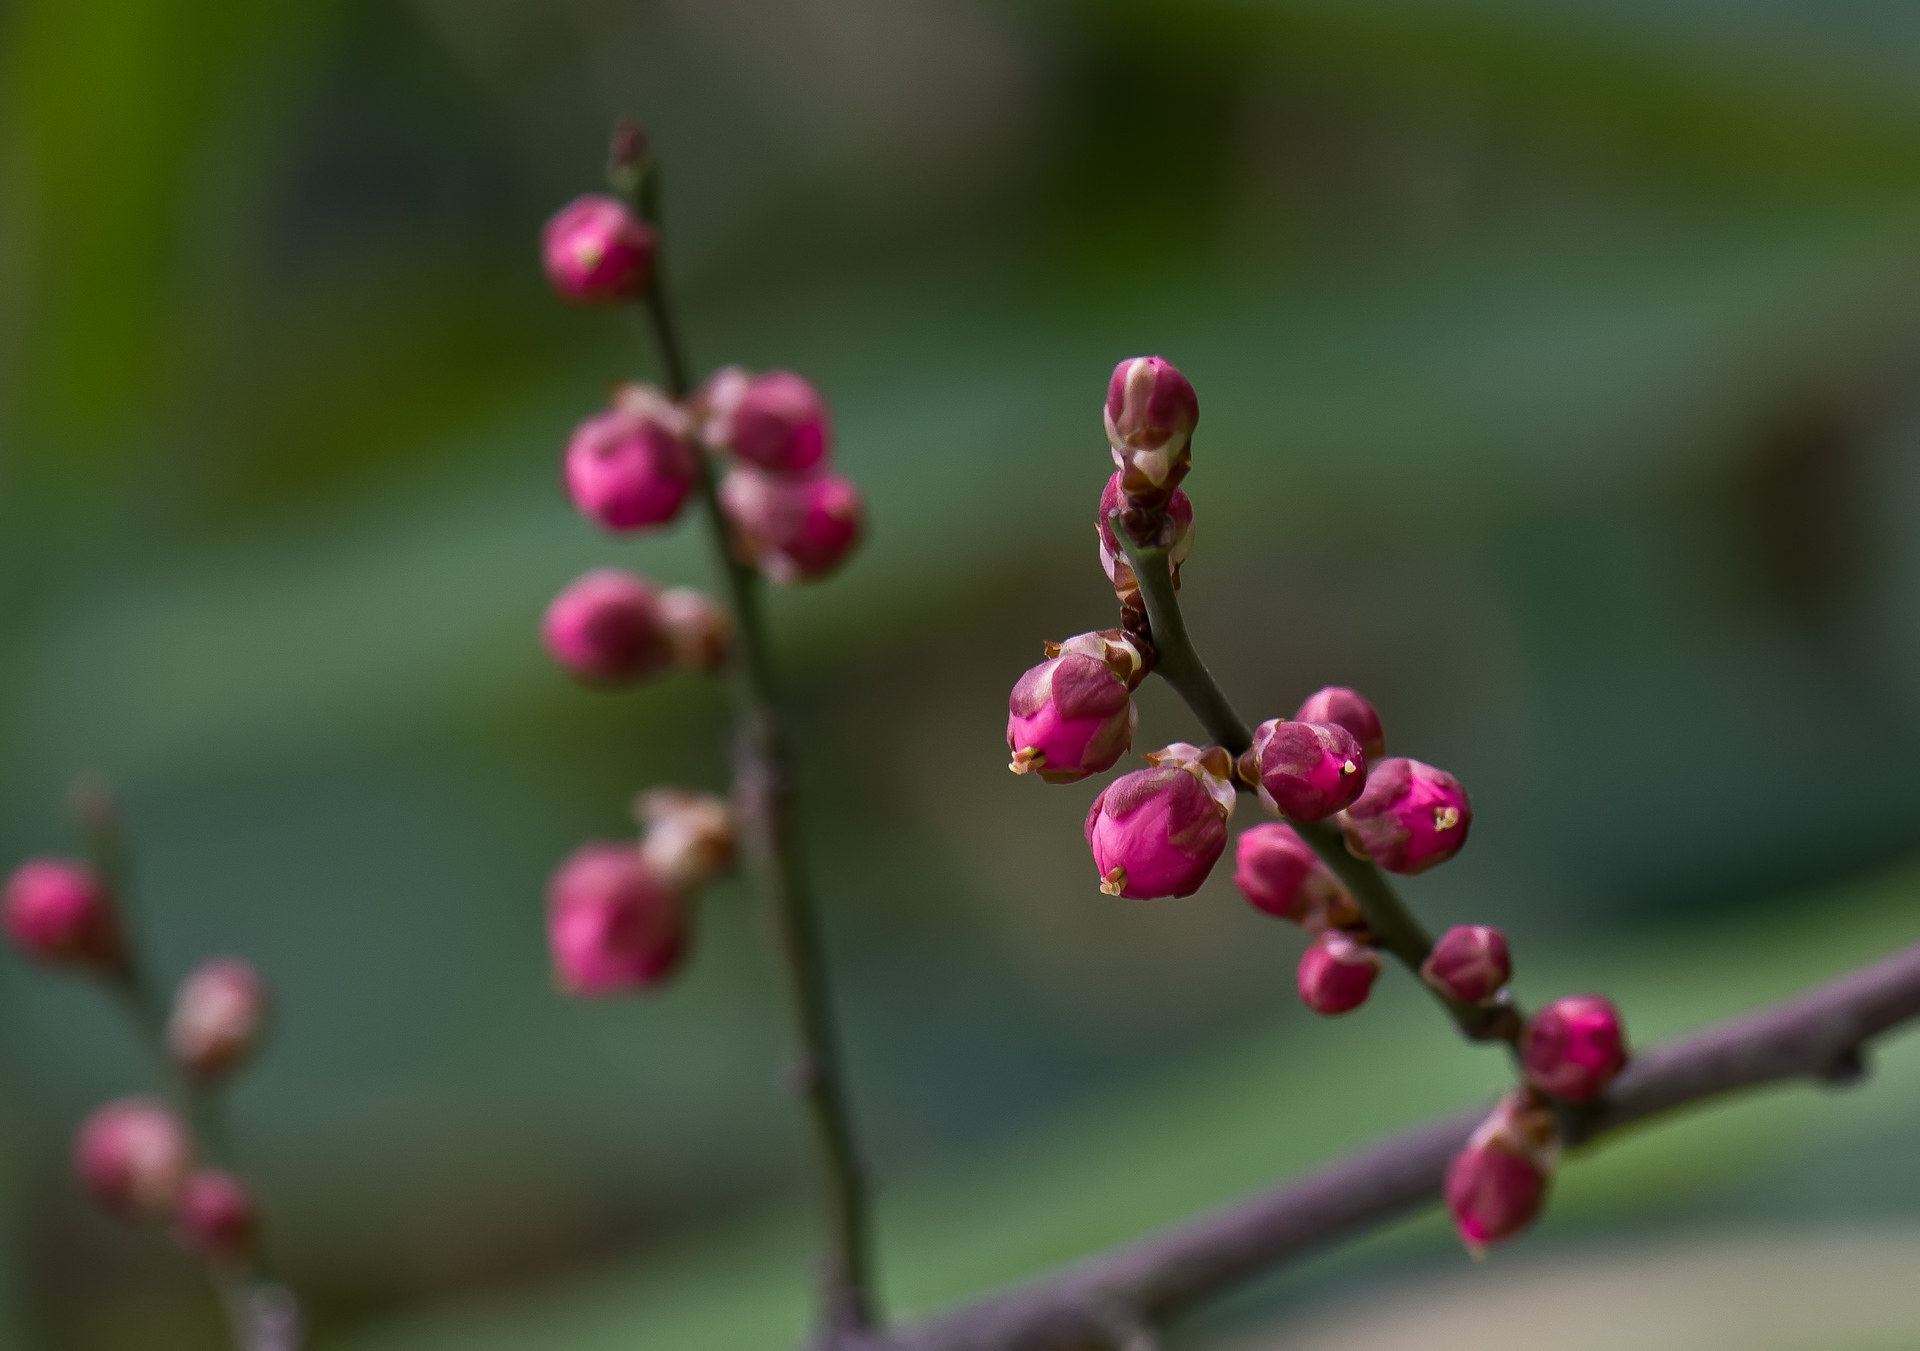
<box><xmin>1446</xmin><ymin>1091</ymin><xmax>1557</xmax><ymax>1255</ymax></box>
<box><xmin>3</xmin><ymin>858</ymin><xmax>124</xmax><ymax>974</ymax></box>
<box><xmin>1104</xmin><ymin>356</ymin><xmax>1199</xmax><ymax>504</ymax></box>
<box><xmin>1239</xmin><ymin>719</ymin><xmax>1368</xmax><ymax>822</ymax></box>
<box><xmin>1084</xmin><ymin>744</ymin><xmax>1235</xmax><ymax>899</ymax></box>
<box><xmin>168</xmin><ymin>959</ymin><xmax>269</xmax><ymax>1083</ymax></box>
<box><xmin>1294</xmin><ymin>686</ymin><xmax>1386</xmax><ymax>762</ymax></box>
<box><xmin>1522</xmin><ymin>995</ymin><xmax>1629</xmax><ymax>1102</ymax></box>
<box><xmin>698</xmin><ymin>367</ymin><xmax>831</xmax><ymax>475</ymax></box>
<box><xmin>174</xmin><ymin>1169</ymin><xmax>257</xmax><ymax>1267</ymax></box>
<box><xmin>718</xmin><ymin>467</ymin><xmax>864</xmax><ymax>584</ymax></box>
<box><xmin>547</xmin><ymin>843</ymin><xmax>686</xmax><ymax>996</ymax></box>
<box><xmin>564</xmin><ymin>385</ymin><xmax>697</xmax><ymax>532</ymax></box>
<box><xmin>1421</xmin><ymin>925</ymin><xmax>1511</xmax><ymax>1006</ymax></box>
<box><xmin>636</xmin><ymin>789</ymin><xmax>736</xmax><ymax>892</ymax></box>
<box><xmin>1296</xmin><ymin>929</ymin><xmax>1381</xmax><ymax>1015</ymax></box>
<box><xmin>74</xmin><ymin>1098</ymin><xmax>192</xmax><ymax>1220</ymax></box>
<box><xmin>1007</xmin><ymin>631</ymin><xmax>1146</xmax><ymax>784</ymax></box>
<box><xmin>1338</xmin><ymin>757</ymin><xmax>1471</xmax><ymax>875</ymax></box>
<box><xmin>655</xmin><ymin>587</ymin><xmax>732</xmax><ymax>672</ymax></box>
<box><xmin>1233</xmin><ymin>823</ymin><xmax>1363</xmax><ymax>930</ymax></box>
<box><xmin>1097</xmin><ymin>472</ymin><xmax>1194</xmax><ymax>606</ymax></box>
<box><xmin>542</xmin><ymin>569</ymin><xmax>672</xmax><ymax>685</ymax></box>
<box><xmin>541</xmin><ymin>195</ymin><xmax>656</xmax><ymax>303</ymax></box>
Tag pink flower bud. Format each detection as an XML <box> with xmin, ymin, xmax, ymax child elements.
<box><xmin>564</xmin><ymin>385</ymin><xmax>697</xmax><ymax>532</ymax></box>
<box><xmin>1293</xmin><ymin>686</ymin><xmax>1386</xmax><ymax>763</ymax></box>
<box><xmin>167</xmin><ymin>959</ymin><xmax>269</xmax><ymax>1083</ymax></box>
<box><xmin>636</xmin><ymin>789</ymin><xmax>736</xmax><ymax>892</ymax></box>
<box><xmin>3</xmin><ymin>858</ymin><xmax>123</xmax><ymax>973</ymax></box>
<box><xmin>74</xmin><ymin>1098</ymin><xmax>192</xmax><ymax>1220</ymax></box>
<box><xmin>1422</xmin><ymin>925</ymin><xmax>1511</xmax><ymax>1006</ymax></box>
<box><xmin>1522</xmin><ymin>995</ymin><xmax>1629</xmax><ymax>1103</ymax></box>
<box><xmin>547</xmin><ymin>843</ymin><xmax>687</xmax><ymax>996</ymax></box>
<box><xmin>174</xmin><ymin>1169</ymin><xmax>257</xmax><ymax>1266</ymax></box>
<box><xmin>655</xmin><ymin>587</ymin><xmax>732</xmax><ymax>671</ymax></box>
<box><xmin>1097</xmin><ymin>472</ymin><xmax>1194</xmax><ymax>607</ymax></box>
<box><xmin>1104</xmin><ymin>356</ymin><xmax>1199</xmax><ymax>503</ymax></box>
<box><xmin>698</xmin><ymin>367</ymin><xmax>832</xmax><ymax>475</ymax></box>
<box><xmin>718</xmin><ymin>467</ymin><xmax>864</xmax><ymax>584</ymax></box>
<box><xmin>1233</xmin><ymin>823</ymin><xmax>1363</xmax><ymax>930</ymax></box>
<box><xmin>1337</xmin><ymin>757</ymin><xmax>1471</xmax><ymax>875</ymax></box>
<box><xmin>1084</xmin><ymin>744</ymin><xmax>1235</xmax><ymax>899</ymax></box>
<box><xmin>542</xmin><ymin>569</ymin><xmax>672</xmax><ymax>685</ymax></box>
<box><xmin>1239</xmin><ymin>719</ymin><xmax>1368</xmax><ymax>822</ymax></box>
<box><xmin>1447</xmin><ymin>1093</ymin><xmax>1556</xmax><ymax>1254</ymax></box>
<box><xmin>1007</xmin><ymin>631</ymin><xmax>1146</xmax><ymax>784</ymax></box>
<box><xmin>541</xmin><ymin>194</ymin><xmax>656</xmax><ymax>303</ymax></box>
<box><xmin>1296</xmin><ymin>929</ymin><xmax>1381</xmax><ymax>1015</ymax></box>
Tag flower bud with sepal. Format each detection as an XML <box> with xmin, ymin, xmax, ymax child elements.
<box><xmin>175</xmin><ymin>1170</ymin><xmax>258</xmax><ymax>1267</ymax></box>
<box><xmin>168</xmin><ymin>958</ymin><xmax>270</xmax><ymax>1084</ymax></box>
<box><xmin>1446</xmin><ymin>1090</ymin><xmax>1558</xmax><ymax>1255</ymax></box>
<box><xmin>1338</xmin><ymin>757</ymin><xmax>1471</xmax><ymax>874</ymax></box>
<box><xmin>1421</xmin><ymin>925</ymin><xmax>1512</xmax><ymax>1007</ymax></box>
<box><xmin>1522</xmin><ymin>994</ymin><xmax>1629</xmax><ymax>1103</ymax></box>
<box><xmin>542</xmin><ymin>195</ymin><xmax>656</xmax><ymax>303</ymax></box>
<box><xmin>74</xmin><ymin>1098</ymin><xmax>192</xmax><ymax>1220</ymax></box>
<box><xmin>547</xmin><ymin>843</ymin><xmax>688</xmax><ymax>996</ymax></box>
<box><xmin>1007</xmin><ymin>630</ymin><xmax>1147</xmax><ymax>784</ymax></box>
<box><xmin>564</xmin><ymin>384</ymin><xmax>697</xmax><ymax>532</ymax></box>
<box><xmin>1238</xmin><ymin>719</ymin><xmax>1368</xmax><ymax>822</ymax></box>
<box><xmin>542</xmin><ymin>569</ymin><xmax>673</xmax><ymax>685</ymax></box>
<box><xmin>1097</xmin><ymin>472</ymin><xmax>1194</xmax><ymax>608</ymax></box>
<box><xmin>636</xmin><ymin>789</ymin><xmax>736</xmax><ymax>892</ymax></box>
<box><xmin>1294</xmin><ymin>686</ymin><xmax>1386</xmax><ymax>762</ymax></box>
<box><xmin>1084</xmin><ymin>744</ymin><xmax>1236</xmax><ymax>899</ymax></box>
<box><xmin>656</xmin><ymin>587</ymin><xmax>732</xmax><ymax>672</ymax></box>
<box><xmin>3</xmin><ymin>858</ymin><xmax>124</xmax><ymax>975</ymax></box>
<box><xmin>1104</xmin><ymin>356</ymin><xmax>1199</xmax><ymax>506</ymax></box>
<box><xmin>718</xmin><ymin>467</ymin><xmax>864</xmax><ymax>584</ymax></box>
<box><xmin>698</xmin><ymin>367</ymin><xmax>832</xmax><ymax>475</ymax></box>
<box><xmin>1296</xmin><ymin>929</ymin><xmax>1381</xmax><ymax>1015</ymax></box>
<box><xmin>1233</xmin><ymin>823</ymin><xmax>1363</xmax><ymax>930</ymax></box>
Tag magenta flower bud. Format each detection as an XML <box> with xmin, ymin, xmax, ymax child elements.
<box><xmin>1239</xmin><ymin>719</ymin><xmax>1368</xmax><ymax>822</ymax></box>
<box><xmin>636</xmin><ymin>789</ymin><xmax>736</xmax><ymax>892</ymax></box>
<box><xmin>541</xmin><ymin>194</ymin><xmax>656</xmax><ymax>303</ymax></box>
<box><xmin>1232</xmin><ymin>823</ymin><xmax>1362</xmax><ymax>931</ymax></box>
<box><xmin>655</xmin><ymin>587</ymin><xmax>732</xmax><ymax>672</ymax></box>
<box><xmin>1104</xmin><ymin>356</ymin><xmax>1199</xmax><ymax>503</ymax></box>
<box><xmin>1522</xmin><ymin>994</ymin><xmax>1629</xmax><ymax>1103</ymax></box>
<box><xmin>167</xmin><ymin>959</ymin><xmax>269</xmax><ymax>1084</ymax></box>
<box><xmin>542</xmin><ymin>569</ymin><xmax>672</xmax><ymax>685</ymax></box>
<box><xmin>698</xmin><ymin>366</ymin><xmax>832</xmax><ymax>475</ymax></box>
<box><xmin>174</xmin><ymin>1169</ymin><xmax>257</xmax><ymax>1267</ymax></box>
<box><xmin>1293</xmin><ymin>686</ymin><xmax>1386</xmax><ymax>763</ymax></box>
<box><xmin>74</xmin><ymin>1098</ymin><xmax>192</xmax><ymax>1220</ymax></box>
<box><xmin>564</xmin><ymin>384</ymin><xmax>697</xmax><ymax>532</ymax></box>
<box><xmin>718</xmin><ymin>467</ymin><xmax>864</xmax><ymax>584</ymax></box>
<box><xmin>547</xmin><ymin>843</ymin><xmax>687</xmax><ymax>996</ymax></box>
<box><xmin>1296</xmin><ymin>929</ymin><xmax>1381</xmax><ymax>1015</ymax></box>
<box><xmin>1445</xmin><ymin>1091</ymin><xmax>1557</xmax><ymax>1255</ymax></box>
<box><xmin>2</xmin><ymin>858</ymin><xmax>123</xmax><ymax>974</ymax></box>
<box><xmin>1007</xmin><ymin>630</ymin><xmax>1146</xmax><ymax>784</ymax></box>
<box><xmin>1421</xmin><ymin>925</ymin><xmax>1511</xmax><ymax>1006</ymax></box>
<box><xmin>1097</xmin><ymin>472</ymin><xmax>1194</xmax><ymax>607</ymax></box>
<box><xmin>1084</xmin><ymin>743</ymin><xmax>1236</xmax><ymax>899</ymax></box>
<box><xmin>1337</xmin><ymin>757</ymin><xmax>1471</xmax><ymax>875</ymax></box>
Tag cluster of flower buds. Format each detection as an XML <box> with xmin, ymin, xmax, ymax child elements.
<box><xmin>1084</xmin><ymin>744</ymin><xmax>1236</xmax><ymax>899</ymax></box>
<box><xmin>1232</xmin><ymin>823</ymin><xmax>1384</xmax><ymax>1015</ymax></box>
<box><xmin>1096</xmin><ymin>356</ymin><xmax>1200</xmax><ymax>628</ymax></box>
<box><xmin>1007</xmin><ymin>630</ymin><xmax>1148</xmax><ymax>784</ymax></box>
<box><xmin>74</xmin><ymin>1099</ymin><xmax>260</xmax><ymax>1266</ymax></box>
<box><xmin>543</xmin><ymin>569</ymin><xmax>731</xmax><ymax>685</ymax></box>
<box><xmin>1446</xmin><ymin>1090</ymin><xmax>1557</xmax><ymax>1255</ymax></box>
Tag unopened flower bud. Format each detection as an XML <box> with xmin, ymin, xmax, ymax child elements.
<box><xmin>1233</xmin><ymin>822</ymin><xmax>1363</xmax><ymax>930</ymax></box>
<box><xmin>1007</xmin><ymin>631</ymin><xmax>1146</xmax><ymax>784</ymax></box>
<box><xmin>564</xmin><ymin>384</ymin><xmax>697</xmax><ymax>532</ymax></box>
<box><xmin>699</xmin><ymin>367</ymin><xmax>832</xmax><ymax>475</ymax></box>
<box><xmin>74</xmin><ymin>1098</ymin><xmax>192</xmax><ymax>1220</ymax></box>
<box><xmin>656</xmin><ymin>587</ymin><xmax>732</xmax><ymax>671</ymax></box>
<box><xmin>3</xmin><ymin>858</ymin><xmax>123</xmax><ymax>974</ymax></box>
<box><xmin>167</xmin><ymin>959</ymin><xmax>269</xmax><ymax>1083</ymax></box>
<box><xmin>174</xmin><ymin>1169</ymin><xmax>257</xmax><ymax>1266</ymax></box>
<box><xmin>547</xmin><ymin>843</ymin><xmax>687</xmax><ymax>996</ymax></box>
<box><xmin>541</xmin><ymin>195</ymin><xmax>656</xmax><ymax>303</ymax></box>
<box><xmin>1446</xmin><ymin>1092</ymin><xmax>1556</xmax><ymax>1254</ymax></box>
<box><xmin>1097</xmin><ymin>472</ymin><xmax>1194</xmax><ymax>607</ymax></box>
<box><xmin>1338</xmin><ymin>757</ymin><xmax>1471</xmax><ymax>875</ymax></box>
<box><xmin>1522</xmin><ymin>995</ymin><xmax>1628</xmax><ymax>1102</ymax></box>
<box><xmin>718</xmin><ymin>467</ymin><xmax>864</xmax><ymax>584</ymax></box>
<box><xmin>1084</xmin><ymin>744</ymin><xmax>1235</xmax><ymax>899</ymax></box>
<box><xmin>1239</xmin><ymin>719</ymin><xmax>1368</xmax><ymax>822</ymax></box>
<box><xmin>542</xmin><ymin>569</ymin><xmax>672</xmax><ymax>685</ymax></box>
<box><xmin>1294</xmin><ymin>686</ymin><xmax>1386</xmax><ymax>762</ymax></box>
<box><xmin>1296</xmin><ymin>929</ymin><xmax>1381</xmax><ymax>1015</ymax></box>
<box><xmin>1422</xmin><ymin>925</ymin><xmax>1511</xmax><ymax>1006</ymax></box>
<box><xmin>1104</xmin><ymin>356</ymin><xmax>1199</xmax><ymax>504</ymax></box>
<box><xmin>636</xmin><ymin>789</ymin><xmax>736</xmax><ymax>891</ymax></box>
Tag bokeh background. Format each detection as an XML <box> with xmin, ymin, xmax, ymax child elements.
<box><xmin>5</xmin><ymin>1</ymin><xmax>1920</xmax><ymax>1347</ymax></box>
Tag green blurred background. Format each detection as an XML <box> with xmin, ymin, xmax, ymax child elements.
<box><xmin>5</xmin><ymin>0</ymin><xmax>1920</xmax><ymax>1347</ymax></box>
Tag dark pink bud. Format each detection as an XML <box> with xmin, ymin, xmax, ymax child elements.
<box><xmin>74</xmin><ymin>1098</ymin><xmax>192</xmax><ymax>1220</ymax></box>
<box><xmin>1104</xmin><ymin>356</ymin><xmax>1199</xmax><ymax>503</ymax></box>
<box><xmin>1445</xmin><ymin>1092</ymin><xmax>1557</xmax><ymax>1255</ymax></box>
<box><xmin>655</xmin><ymin>587</ymin><xmax>732</xmax><ymax>672</ymax></box>
<box><xmin>542</xmin><ymin>569</ymin><xmax>672</xmax><ymax>685</ymax></box>
<box><xmin>1084</xmin><ymin>744</ymin><xmax>1235</xmax><ymax>899</ymax></box>
<box><xmin>635</xmin><ymin>789</ymin><xmax>736</xmax><ymax>892</ymax></box>
<box><xmin>1296</xmin><ymin>929</ymin><xmax>1381</xmax><ymax>1015</ymax></box>
<box><xmin>541</xmin><ymin>194</ymin><xmax>656</xmax><ymax>303</ymax></box>
<box><xmin>3</xmin><ymin>858</ymin><xmax>123</xmax><ymax>973</ymax></box>
<box><xmin>1097</xmin><ymin>472</ymin><xmax>1194</xmax><ymax>607</ymax></box>
<box><xmin>174</xmin><ymin>1169</ymin><xmax>257</xmax><ymax>1266</ymax></box>
<box><xmin>718</xmin><ymin>467</ymin><xmax>864</xmax><ymax>584</ymax></box>
<box><xmin>1233</xmin><ymin>823</ymin><xmax>1362</xmax><ymax>930</ymax></box>
<box><xmin>1007</xmin><ymin>631</ymin><xmax>1146</xmax><ymax>784</ymax></box>
<box><xmin>698</xmin><ymin>367</ymin><xmax>832</xmax><ymax>475</ymax></box>
<box><xmin>1293</xmin><ymin>686</ymin><xmax>1386</xmax><ymax>763</ymax></box>
<box><xmin>1421</xmin><ymin>925</ymin><xmax>1511</xmax><ymax>1006</ymax></box>
<box><xmin>1239</xmin><ymin>719</ymin><xmax>1368</xmax><ymax>822</ymax></box>
<box><xmin>1522</xmin><ymin>995</ymin><xmax>1629</xmax><ymax>1103</ymax></box>
<box><xmin>1337</xmin><ymin>757</ymin><xmax>1471</xmax><ymax>874</ymax></box>
<box><xmin>564</xmin><ymin>384</ymin><xmax>697</xmax><ymax>532</ymax></box>
<box><xmin>547</xmin><ymin>843</ymin><xmax>687</xmax><ymax>996</ymax></box>
<box><xmin>167</xmin><ymin>959</ymin><xmax>269</xmax><ymax>1083</ymax></box>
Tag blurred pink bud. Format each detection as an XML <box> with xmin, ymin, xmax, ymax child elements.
<box><xmin>718</xmin><ymin>467</ymin><xmax>864</xmax><ymax>584</ymax></box>
<box><xmin>564</xmin><ymin>385</ymin><xmax>697</xmax><ymax>532</ymax></box>
<box><xmin>542</xmin><ymin>569</ymin><xmax>672</xmax><ymax>685</ymax></box>
<box><xmin>168</xmin><ymin>959</ymin><xmax>269</xmax><ymax>1084</ymax></box>
<box><xmin>1097</xmin><ymin>472</ymin><xmax>1194</xmax><ymax>607</ymax></box>
<box><xmin>1294</xmin><ymin>686</ymin><xmax>1386</xmax><ymax>763</ymax></box>
<box><xmin>547</xmin><ymin>844</ymin><xmax>686</xmax><ymax>996</ymax></box>
<box><xmin>174</xmin><ymin>1169</ymin><xmax>257</xmax><ymax>1266</ymax></box>
<box><xmin>1104</xmin><ymin>356</ymin><xmax>1199</xmax><ymax>503</ymax></box>
<box><xmin>1233</xmin><ymin>823</ymin><xmax>1362</xmax><ymax>930</ymax></box>
<box><xmin>74</xmin><ymin>1098</ymin><xmax>192</xmax><ymax>1220</ymax></box>
<box><xmin>1007</xmin><ymin>631</ymin><xmax>1146</xmax><ymax>783</ymax></box>
<box><xmin>1296</xmin><ymin>929</ymin><xmax>1381</xmax><ymax>1015</ymax></box>
<box><xmin>1523</xmin><ymin>995</ymin><xmax>1629</xmax><ymax>1103</ymax></box>
<box><xmin>655</xmin><ymin>587</ymin><xmax>732</xmax><ymax>671</ymax></box>
<box><xmin>541</xmin><ymin>194</ymin><xmax>656</xmax><ymax>303</ymax></box>
<box><xmin>1239</xmin><ymin>719</ymin><xmax>1368</xmax><ymax>822</ymax></box>
<box><xmin>699</xmin><ymin>367</ymin><xmax>832</xmax><ymax>475</ymax></box>
<box><xmin>1422</xmin><ymin>925</ymin><xmax>1511</xmax><ymax>1006</ymax></box>
<box><xmin>2</xmin><ymin>858</ymin><xmax>123</xmax><ymax>973</ymax></box>
<box><xmin>1445</xmin><ymin>1091</ymin><xmax>1557</xmax><ymax>1255</ymax></box>
<box><xmin>1337</xmin><ymin>757</ymin><xmax>1471</xmax><ymax>875</ymax></box>
<box><xmin>1084</xmin><ymin>744</ymin><xmax>1235</xmax><ymax>899</ymax></box>
<box><xmin>636</xmin><ymin>789</ymin><xmax>736</xmax><ymax>892</ymax></box>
